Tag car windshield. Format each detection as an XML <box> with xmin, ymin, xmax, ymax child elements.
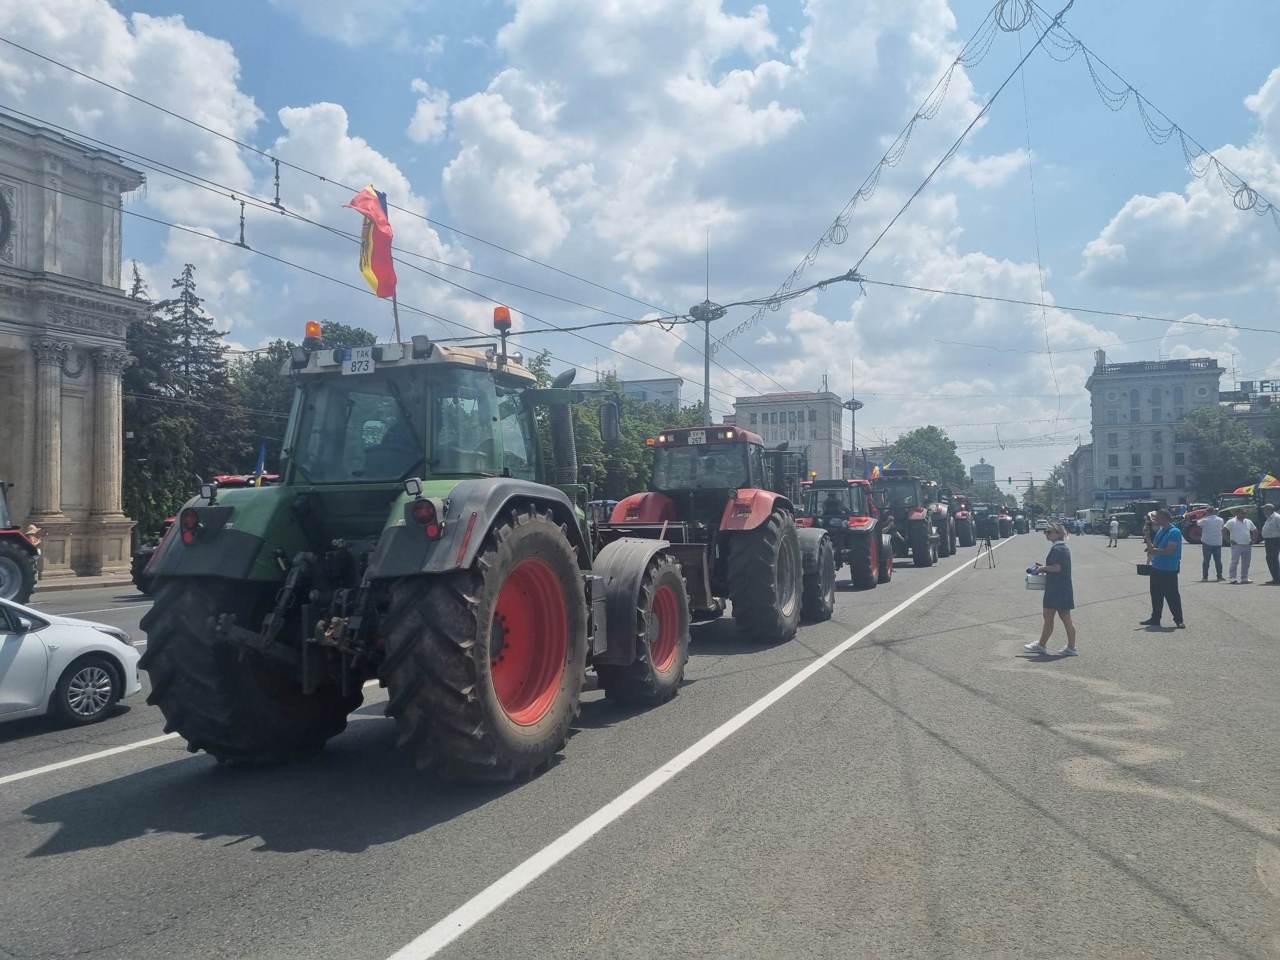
<box><xmin>804</xmin><ymin>485</ymin><xmax>866</xmax><ymax>515</ymax></box>
<box><xmin>878</xmin><ymin>479</ymin><xmax>919</xmax><ymax>507</ymax></box>
<box><xmin>653</xmin><ymin>443</ymin><xmax>749</xmax><ymax>490</ymax></box>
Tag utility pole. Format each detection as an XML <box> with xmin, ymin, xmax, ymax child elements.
<box><xmin>691</xmin><ymin>230</ymin><xmax>725</xmax><ymax>426</ymax></box>
<box><xmin>843</xmin><ymin>356</ymin><xmax>863</xmax><ymax>478</ymax></box>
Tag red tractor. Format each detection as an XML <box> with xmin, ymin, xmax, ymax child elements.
<box><xmin>996</xmin><ymin>506</ymin><xmax>1014</xmax><ymax>539</ymax></box>
<box><xmin>1183</xmin><ymin>489</ymin><xmax>1276</xmax><ymax>544</ymax></box>
<box><xmin>872</xmin><ymin>468</ymin><xmax>940</xmax><ymax>567</ymax></box>
<box><xmin>0</xmin><ymin>480</ymin><xmax>40</xmax><ymax>604</ymax></box>
<box><xmin>951</xmin><ymin>493</ymin><xmax>977</xmax><ymax>547</ymax></box>
<box><xmin>599</xmin><ymin>426</ymin><xmax>835</xmax><ymax>644</ymax></box>
<box><xmin>798</xmin><ymin>478</ymin><xmax>892</xmax><ymax>589</ymax></box>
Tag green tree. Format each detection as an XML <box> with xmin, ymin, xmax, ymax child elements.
<box><xmin>970</xmin><ymin>480</ymin><xmax>1017</xmax><ymax>508</ymax></box>
<box><xmin>887</xmin><ymin>426</ymin><xmax>966</xmax><ymax>486</ymax></box>
<box><xmin>1180</xmin><ymin>405</ymin><xmax>1274</xmax><ymax>499</ymax></box>
<box><xmin>1022</xmin><ymin>463</ymin><xmax>1066</xmax><ymax>514</ymax></box>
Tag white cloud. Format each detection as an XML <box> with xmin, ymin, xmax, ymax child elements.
<box><xmin>267</xmin><ymin>0</ymin><xmax>415</xmax><ymax>46</ymax></box>
<box><xmin>407</xmin><ymin>79</ymin><xmax>450</xmax><ymax>143</ymax></box>
<box><xmin>943</xmin><ymin>149</ymin><xmax>1029</xmax><ymax>188</ymax></box>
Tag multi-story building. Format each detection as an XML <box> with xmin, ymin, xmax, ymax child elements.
<box><xmin>621</xmin><ymin>376</ymin><xmax>682</xmax><ymax>408</ymax></box>
<box><xmin>1084</xmin><ymin>351</ymin><xmax>1222</xmax><ymax>507</ymax></box>
<box><xmin>1220</xmin><ymin>384</ymin><xmax>1277</xmax><ymax>440</ymax></box>
<box><xmin>1064</xmin><ymin>443</ymin><xmax>1094</xmax><ymax>512</ymax></box>
<box><xmin>733</xmin><ymin>391</ymin><xmax>843</xmax><ymax>479</ymax></box>
<box><xmin>969</xmin><ymin>458</ymin><xmax>996</xmax><ymax>486</ymax></box>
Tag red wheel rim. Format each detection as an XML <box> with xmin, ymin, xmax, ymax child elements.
<box><xmin>491</xmin><ymin>558</ymin><xmax>568</xmax><ymax>726</ymax></box>
<box><xmin>650</xmin><ymin>584</ymin><xmax>680</xmax><ymax>672</ymax></box>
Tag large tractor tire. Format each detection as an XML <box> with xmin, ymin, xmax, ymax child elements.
<box><xmin>935</xmin><ymin>521</ymin><xmax>952</xmax><ymax>558</ymax></box>
<box><xmin>597</xmin><ymin>554</ymin><xmax>690</xmax><ymax>706</ymax></box>
<box><xmin>956</xmin><ymin>518</ymin><xmax>975</xmax><ymax>548</ymax></box>
<box><xmin>140</xmin><ymin>579</ymin><xmax>361</xmax><ymax>763</ymax></box>
<box><xmin>877</xmin><ymin>539</ymin><xmax>894</xmax><ymax>584</ymax></box>
<box><xmin>381</xmin><ymin>507</ymin><xmax>588</xmax><ymax>781</ymax></box>
<box><xmin>0</xmin><ymin>540</ymin><xmax>37</xmax><ymax>604</ymax></box>
<box><xmin>910</xmin><ymin>521</ymin><xmax>935</xmax><ymax>568</ymax></box>
<box><xmin>848</xmin><ymin>532</ymin><xmax>878</xmax><ymax>590</ymax></box>
<box><xmin>998</xmin><ymin>518</ymin><xmax>1014</xmax><ymax>539</ymax></box>
<box><xmin>798</xmin><ymin>529</ymin><xmax>836</xmax><ymax>622</ymax></box>
<box><xmin>728</xmin><ymin>510</ymin><xmax>802</xmax><ymax>644</ymax></box>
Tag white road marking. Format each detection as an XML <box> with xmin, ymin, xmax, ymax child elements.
<box><xmin>36</xmin><ymin>603</ymin><xmax>154</xmax><ymax>617</ymax></box>
<box><xmin>386</xmin><ymin>539</ymin><xmax>1015</xmax><ymax>960</ymax></box>
<box><xmin>0</xmin><ymin>679</ymin><xmax>383</xmax><ymax>788</ymax></box>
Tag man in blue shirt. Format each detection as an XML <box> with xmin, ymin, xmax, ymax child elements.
<box><xmin>1142</xmin><ymin>509</ymin><xmax>1185</xmax><ymax>628</ymax></box>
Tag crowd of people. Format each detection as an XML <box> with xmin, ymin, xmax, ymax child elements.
<box><xmin>1021</xmin><ymin>501</ymin><xmax>1279</xmax><ymax>658</ymax></box>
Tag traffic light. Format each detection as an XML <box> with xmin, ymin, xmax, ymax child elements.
<box><xmin>1008</xmin><ymin>477</ymin><xmax>1012</xmax><ymax>485</ymax></box>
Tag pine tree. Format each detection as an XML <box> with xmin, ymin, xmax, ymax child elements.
<box><xmin>128</xmin><ymin>260</ymin><xmax>148</xmax><ymax>300</ymax></box>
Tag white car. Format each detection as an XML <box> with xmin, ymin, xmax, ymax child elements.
<box><xmin>0</xmin><ymin>597</ymin><xmax>142</xmax><ymax>725</ymax></box>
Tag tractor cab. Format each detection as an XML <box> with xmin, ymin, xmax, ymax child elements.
<box><xmin>799</xmin><ymin>479</ymin><xmax>876</xmax><ymax>527</ymax></box>
<box><xmin>872</xmin><ymin>468</ymin><xmax>927</xmax><ymax>526</ymax></box>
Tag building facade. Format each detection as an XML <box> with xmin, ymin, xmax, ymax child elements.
<box><xmin>733</xmin><ymin>391</ymin><xmax>843</xmax><ymax>479</ymax></box>
<box><xmin>1220</xmin><ymin>385</ymin><xmax>1277</xmax><ymax>440</ymax></box>
<box><xmin>1084</xmin><ymin>351</ymin><xmax>1222</xmax><ymax>508</ymax></box>
<box><xmin>621</xmin><ymin>376</ymin><xmax>682</xmax><ymax>408</ymax></box>
<box><xmin>0</xmin><ymin>113</ymin><xmax>147</xmax><ymax>580</ymax></box>
<box><xmin>969</xmin><ymin>457</ymin><xmax>996</xmax><ymax>486</ymax></box>
<box><xmin>1064</xmin><ymin>443</ymin><xmax>1094</xmax><ymax>512</ymax></box>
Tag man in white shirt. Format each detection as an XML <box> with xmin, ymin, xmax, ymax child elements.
<box><xmin>1262</xmin><ymin>503</ymin><xmax>1280</xmax><ymax>585</ymax></box>
<box><xmin>1197</xmin><ymin>507</ymin><xmax>1225</xmax><ymax>581</ymax></box>
<box><xmin>1224</xmin><ymin>508</ymin><xmax>1257</xmax><ymax>584</ymax></box>
<box><xmin>1108</xmin><ymin>517</ymin><xmax>1119</xmax><ymax>547</ymax></box>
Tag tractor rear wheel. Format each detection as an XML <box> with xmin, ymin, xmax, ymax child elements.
<box><xmin>799</xmin><ymin>531</ymin><xmax>836</xmax><ymax>621</ymax></box>
<box><xmin>381</xmin><ymin>507</ymin><xmax>588</xmax><ymax>781</ymax></box>
<box><xmin>877</xmin><ymin>544</ymin><xmax>894</xmax><ymax>584</ymax></box>
<box><xmin>728</xmin><ymin>510</ymin><xmax>802</xmax><ymax>644</ymax></box>
<box><xmin>139</xmin><ymin>579</ymin><xmax>361</xmax><ymax>763</ymax></box>
<box><xmin>597</xmin><ymin>554</ymin><xmax>690</xmax><ymax>705</ymax></box>
<box><xmin>911</xmin><ymin>521</ymin><xmax>935</xmax><ymax>568</ymax></box>
<box><xmin>0</xmin><ymin>540</ymin><xmax>37</xmax><ymax>604</ymax></box>
<box><xmin>848</xmin><ymin>532</ymin><xmax>878</xmax><ymax>589</ymax></box>
<box><xmin>956</xmin><ymin>518</ymin><xmax>975</xmax><ymax>548</ymax></box>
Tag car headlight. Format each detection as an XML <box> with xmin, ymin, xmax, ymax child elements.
<box><xmin>95</xmin><ymin>625</ymin><xmax>132</xmax><ymax>646</ymax></box>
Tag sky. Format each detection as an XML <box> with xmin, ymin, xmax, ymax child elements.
<box><xmin>1</xmin><ymin>0</ymin><xmax>1278</xmax><ymax>491</ymax></box>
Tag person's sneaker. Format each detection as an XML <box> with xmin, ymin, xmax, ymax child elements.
<box><xmin>1217</xmin><ymin>576</ymin><xmax>1226</xmax><ymax>581</ymax></box>
<box><xmin>1057</xmin><ymin>647</ymin><xmax>1079</xmax><ymax>656</ymax></box>
<box><xmin>1022</xmin><ymin>642</ymin><xmax>1047</xmax><ymax>654</ymax></box>
<box><xmin>1139</xmin><ymin>618</ymin><xmax>1160</xmax><ymax>626</ymax></box>
<box><xmin>1243</xmin><ymin>579</ymin><xmax>1253</xmax><ymax>584</ymax></box>
<box><xmin>1229</xmin><ymin>579</ymin><xmax>1239</xmax><ymax>584</ymax></box>
<box><xmin>1175</xmin><ymin>622</ymin><xmax>1186</xmax><ymax>628</ymax></box>
<box><xmin>1201</xmin><ymin>576</ymin><xmax>1209</xmax><ymax>582</ymax></box>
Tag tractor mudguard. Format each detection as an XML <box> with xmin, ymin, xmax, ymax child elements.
<box><xmin>610</xmin><ymin>491</ymin><xmax>677</xmax><ymax>524</ymax></box>
<box><xmin>367</xmin><ymin>477</ymin><xmax>589</xmax><ymax>580</ymax></box>
<box><xmin>797</xmin><ymin>527</ymin><xmax>831</xmax><ymax>575</ymax></box>
<box><xmin>719</xmin><ymin>488</ymin><xmax>791</xmax><ymax>531</ymax></box>
<box><xmin>591</xmin><ymin>537</ymin><xmax>675</xmax><ymax>666</ymax></box>
<box><xmin>145</xmin><ymin>489</ymin><xmax>287</xmax><ymax>582</ymax></box>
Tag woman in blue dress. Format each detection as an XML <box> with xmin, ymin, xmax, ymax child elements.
<box><xmin>1024</xmin><ymin>522</ymin><xmax>1078</xmax><ymax>656</ymax></box>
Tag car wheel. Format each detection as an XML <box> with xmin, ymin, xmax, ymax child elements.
<box><xmin>52</xmin><ymin>657</ymin><xmax>121</xmax><ymax>725</ymax></box>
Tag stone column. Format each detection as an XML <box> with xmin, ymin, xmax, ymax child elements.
<box><xmin>91</xmin><ymin>348</ymin><xmax>131</xmax><ymax>518</ymax></box>
<box><xmin>30</xmin><ymin>338</ymin><xmax>69</xmax><ymax>519</ymax></box>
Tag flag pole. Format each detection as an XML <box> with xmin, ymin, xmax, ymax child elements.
<box><xmin>391</xmin><ymin>291</ymin><xmax>402</xmax><ymax>343</ymax></box>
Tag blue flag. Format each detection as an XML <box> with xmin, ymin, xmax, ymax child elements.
<box><xmin>253</xmin><ymin>440</ymin><xmax>267</xmax><ymax>487</ymax></box>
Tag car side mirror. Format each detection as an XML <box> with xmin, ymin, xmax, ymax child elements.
<box><xmin>599</xmin><ymin>401</ymin><xmax>620</xmax><ymax>450</ymax></box>
<box><xmin>16</xmin><ymin>616</ymin><xmax>34</xmax><ymax>632</ymax></box>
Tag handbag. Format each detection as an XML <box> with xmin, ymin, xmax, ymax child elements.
<box><xmin>1136</xmin><ymin>563</ymin><xmax>1152</xmax><ymax>576</ymax></box>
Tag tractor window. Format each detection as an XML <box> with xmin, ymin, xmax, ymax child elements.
<box><xmin>653</xmin><ymin>443</ymin><xmax>749</xmax><ymax>491</ymax></box>
<box><xmin>879</xmin><ymin>479</ymin><xmax>919</xmax><ymax>508</ymax></box>
<box><xmin>291</xmin><ymin>374</ymin><xmax>424</xmax><ymax>483</ymax></box>
<box><xmin>803</xmin><ymin>485</ymin><xmax>868</xmax><ymax>516</ymax></box>
<box><xmin>496</xmin><ymin>386</ymin><xmax>537</xmax><ymax>481</ymax></box>
<box><xmin>747</xmin><ymin>445</ymin><xmax>766</xmax><ymax>487</ymax></box>
<box><xmin>431</xmin><ymin>367</ymin><xmax>500</xmax><ymax>476</ymax></box>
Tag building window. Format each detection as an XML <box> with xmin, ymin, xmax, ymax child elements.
<box><xmin>1175</xmin><ymin>475</ymin><xmax>1185</xmax><ymax>488</ymax></box>
<box><xmin>1129</xmin><ymin>388</ymin><xmax>1140</xmax><ymax>406</ymax></box>
<box><xmin>1153</xmin><ymin>475</ymin><xmax>1164</xmax><ymax>489</ymax></box>
<box><xmin>808</xmin><ymin>408</ymin><xmax>816</xmax><ymax>422</ymax></box>
<box><xmin>1173</xmin><ymin>386</ymin><xmax>1184</xmax><ymax>404</ymax></box>
<box><xmin>810</xmin><ymin>428</ymin><xmax>817</xmax><ymax>440</ymax></box>
<box><xmin>1153</xmin><ymin>452</ymin><xmax>1163</xmax><ymax>466</ymax></box>
<box><xmin>1174</xmin><ymin>407</ymin><xmax>1184</xmax><ymax>420</ymax></box>
<box><xmin>1174</xmin><ymin>451</ymin><xmax>1185</xmax><ymax>466</ymax></box>
<box><xmin>1107</xmin><ymin>476</ymin><xmax>1119</xmax><ymax>489</ymax></box>
<box><xmin>749</xmin><ymin>413</ymin><xmax>757</xmax><ymax>425</ymax></box>
<box><xmin>1131</xmin><ymin>453</ymin><xmax>1142</xmax><ymax>467</ymax></box>
<box><xmin>1107</xmin><ymin>432</ymin><xmax>1118</xmax><ymax>447</ymax></box>
<box><xmin>1152</xmin><ymin>430</ymin><xmax>1162</xmax><ymax>446</ymax></box>
<box><xmin>1104</xmin><ymin>408</ymin><xmax>1117</xmax><ymax>424</ymax></box>
<box><xmin>1108</xmin><ymin>454</ymin><xmax>1119</xmax><ymax>468</ymax></box>
<box><xmin>1149</xmin><ymin>387</ymin><xmax>1161</xmax><ymax>403</ymax></box>
<box><xmin>1130</xmin><ymin>475</ymin><xmax>1143</xmax><ymax>488</ymax></box>
<box><xmin>770</xmin><ymin>412</ymin><xmax>777</xmax><ymax>424</ymax></box>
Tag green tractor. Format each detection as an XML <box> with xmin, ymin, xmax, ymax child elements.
<box><xmin>140</xmin><ymin>318</ymin><xmax>693</xmax><ymax>780</ymax></box>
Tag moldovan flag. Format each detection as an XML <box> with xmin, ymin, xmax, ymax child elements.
<box><xmin>346</xmin><ymin>185</ymin><xmax>398</xmax><ymax>298</ymax></box>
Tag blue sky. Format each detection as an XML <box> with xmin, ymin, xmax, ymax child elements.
<box><xmin>3</xmin><ymin>0</ymin><xmax>1278</xmax><ymax>483</ymax></box>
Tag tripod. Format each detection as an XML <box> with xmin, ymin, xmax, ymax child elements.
<box><xmin>973</xmin><ymin>535</ymin><xmax>996</xmax><ymax>569</ymax></box>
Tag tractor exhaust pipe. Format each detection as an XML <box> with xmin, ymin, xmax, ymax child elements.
<box><xmin>549</xmin><ymin>368</ymin><xmax>578</xmax><ymax>485</ymax></box>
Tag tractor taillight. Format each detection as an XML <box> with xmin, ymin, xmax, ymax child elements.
<box><xmin>179</xmin><ymin>508</ymin><xmax>200</xmax><ymax>545</ymax></box>
<box><xmin>848</xmin><ymin>516</ymin><xmax>875</xmax><ymax>532</ymax></box>
<box><xmin>795</xmin><ymin>516</ymin><xmax>814</xmax><ymax>528</ymax></box>
<box><xmin>411</xmin><ymin>499</ymin><xmax>442</xmax><ymax>539</ymax></box>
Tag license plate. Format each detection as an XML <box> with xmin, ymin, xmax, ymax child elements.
<box><xmin>687</xmin><ymin>429</ymin><xmax>706</xmax><ymax>445</ymax></box>
<box><xmin>343</xmin><ymin>347</ymin><xmax>375</xmax><ymax>376</ymax></box>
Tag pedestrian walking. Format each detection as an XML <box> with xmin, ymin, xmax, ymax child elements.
<box><xmin>1197</xmin><ymin>507</ymin><xmax>1225</xmax><ymax>581</ymax></box>
<box><xmin>1108</xmin><ymin>516</ymin><xmax>1119</xmax><ymax>547</ymax></box>
<box><xmin>1261</xmin><ymin>503</ymin><xmax>1280</xmax><ymax>585</ymax></box>
<box><xmin>1142</xmin><ymin>509</ymin><xmax>1185</xmax><ymax>628</ymax></box>
<box><xmin>1224</xmin><ymin>508</ymin><xmax>1257</xmax><ymax>584</ymax></box>
<box><xmin>1024</xmin><ymin>522</ymin><xmax>1078</xmax><ymax>656</ymax></box>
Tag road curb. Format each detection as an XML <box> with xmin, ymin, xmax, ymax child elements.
<box><xmin>33</xmin><ymin>576</ymin><xmax>136</xmax><ymax>594</ymax></box>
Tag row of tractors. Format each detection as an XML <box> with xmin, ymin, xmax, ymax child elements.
<box><xmin>17</xmin><ymin>316</ymin><xmax>1032</xmax><ymax>782</ymax></box>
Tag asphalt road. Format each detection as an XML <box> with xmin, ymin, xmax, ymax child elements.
<box><xmin>3</xmin><ymin>535</ymin><xmax>1279</xmax><ymax>959</ymax></box>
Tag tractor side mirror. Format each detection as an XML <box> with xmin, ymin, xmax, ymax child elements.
<box><xmin>599</xmin><ymin>401</ymin><xmax>620</xmax><ymax>450</ymax></box>
<box><xmin>579</xmin><ymin>463</ymin><xmax>595</xmax><ymax>485</ymax></box>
